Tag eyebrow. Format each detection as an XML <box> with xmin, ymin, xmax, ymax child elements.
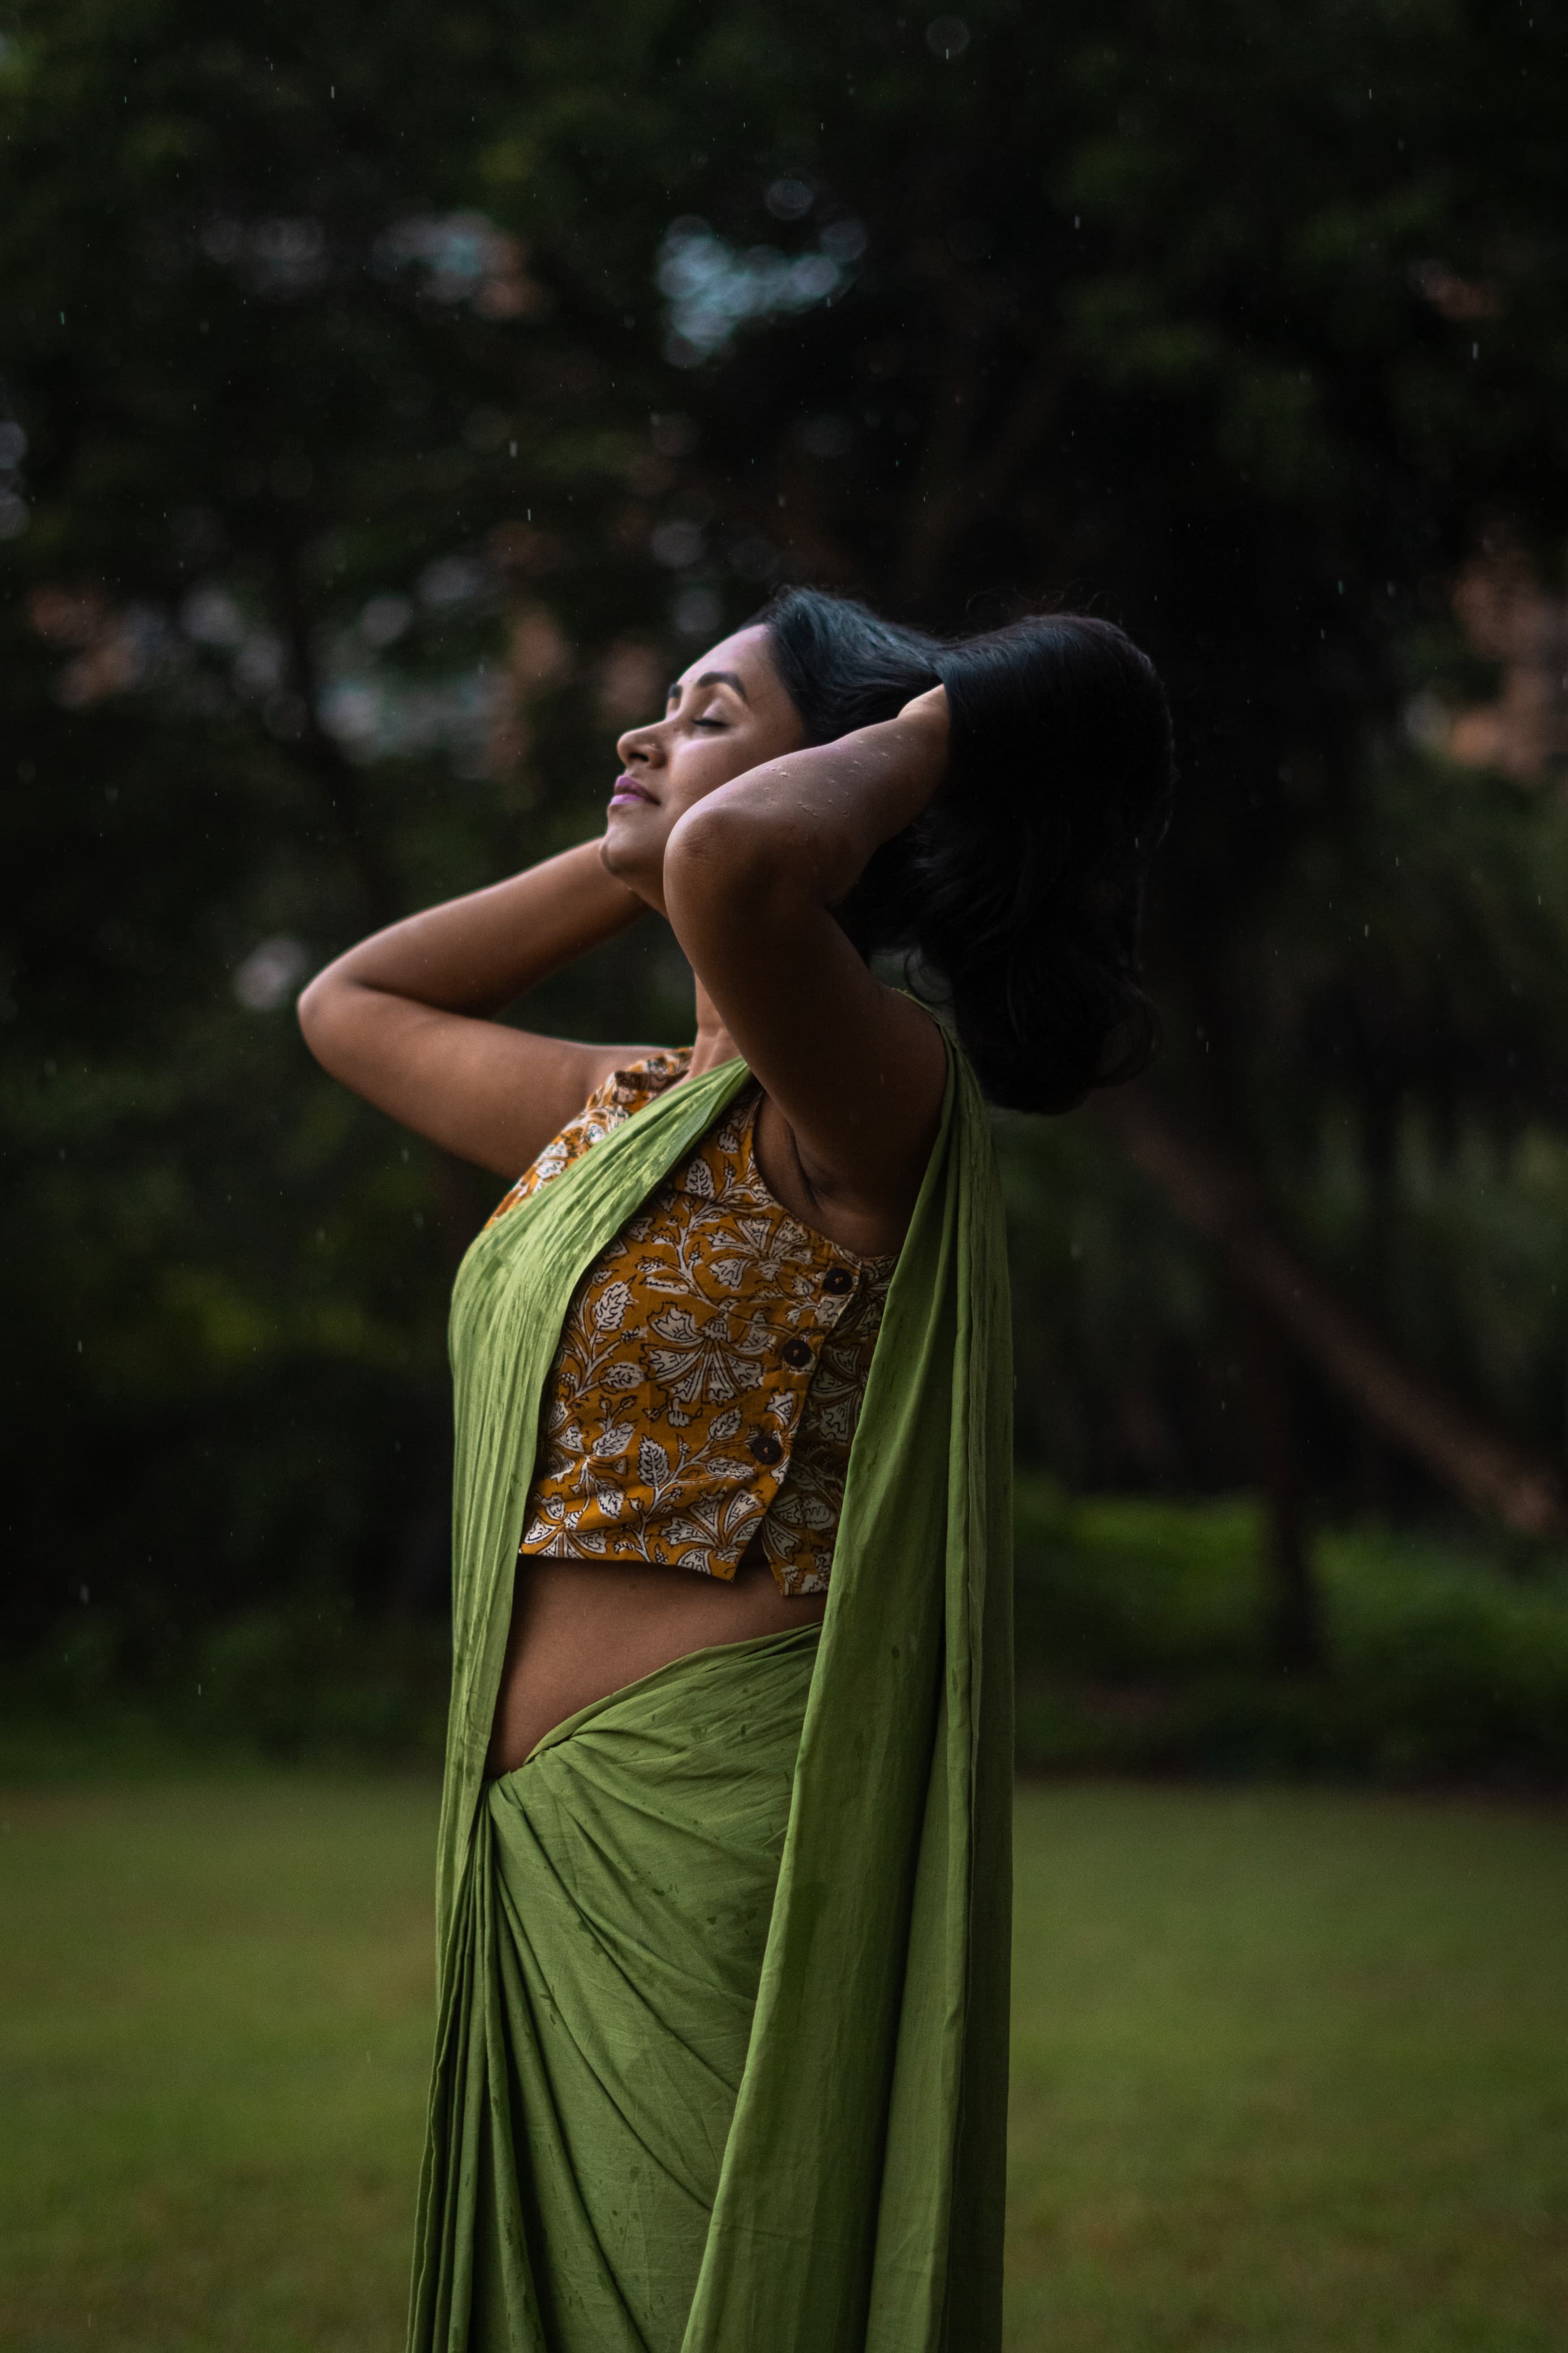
<box><xmin>667</xmin><ymin>669</ymin><xmax>750</xmax><ymax>705</ymax></box>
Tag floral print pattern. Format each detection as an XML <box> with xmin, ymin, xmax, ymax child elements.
<box><xmin>489</xmin><ymin>1051</ymin><xmax>893</xmax><ymax>1595</ymax></box>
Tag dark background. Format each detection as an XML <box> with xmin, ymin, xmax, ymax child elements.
<box><xmin>6</xmin><ymin>0</ymin><xmax>1568</xmax><ymax>1772</ymax></box>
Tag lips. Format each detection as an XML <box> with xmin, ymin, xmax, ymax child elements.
<box><xmin>609</xmin><ymin>773</ymin><xmax>654</xmax><ymax>806</ymax></box>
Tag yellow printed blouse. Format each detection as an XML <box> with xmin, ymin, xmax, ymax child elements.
<box><xmin>486</xmin><ymin>1051</ymin><xmax>895</xmax><ymax>1596</ymax></box>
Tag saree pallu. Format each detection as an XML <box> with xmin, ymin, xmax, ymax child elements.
<box><xmin>412</xmin><ymin>1045</ymin><xmax>1014</xmax><ymax>2353</ymax></box>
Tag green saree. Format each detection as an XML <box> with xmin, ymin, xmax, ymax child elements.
<box><xmin>410</xmin><ymin>1045</ymin><xmax>1014</xmax><ymax>2353</ymax></box>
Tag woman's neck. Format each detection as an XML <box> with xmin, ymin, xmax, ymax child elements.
<box><xmin>687</xmin><ymin>979</ymin><xmax>741</xmax><ymax>1078</ymax></box>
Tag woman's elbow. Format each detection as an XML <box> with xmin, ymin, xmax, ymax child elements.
<box><xmin>665</xmin><ymin>803</ymin><xmax>818</xmax><ymax>917</ymax></box>
<box><xmin>296</xmin><ymin>967</ymin><xmax>353</xmax><ymax>1070</ymax></box>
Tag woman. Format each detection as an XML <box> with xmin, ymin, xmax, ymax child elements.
<box><xmin>299</xmin><ymin>588</ymin><xmax>1173</xmax><ymax>2353</ymax></box>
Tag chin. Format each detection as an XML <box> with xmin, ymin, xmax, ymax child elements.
<box><xmin>600</xmin><ymin>832</ymin><xmax>660</xmax><ymax>904</ymax></box>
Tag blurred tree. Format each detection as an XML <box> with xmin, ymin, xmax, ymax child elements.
<box><xmin>5</xmin><ymin>0</ymin><xmax>1568</xmax><ymax>1676</ymax></box>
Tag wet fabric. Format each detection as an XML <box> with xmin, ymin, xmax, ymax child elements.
<box><xmin>411</xmin><ymin>1042</ymin><xmax>1014</xmax><ymax>2352</ymax></box>
<box><xmin>411</xmin><ymin>1626</ymin><xmax>820</xmax><ymax>2352</ymax></box>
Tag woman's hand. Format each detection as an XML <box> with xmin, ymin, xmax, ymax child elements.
<box><xmin>895</xmin><ymin>680</ymin><xmax>951</xmax><ymax>751</ymax></box>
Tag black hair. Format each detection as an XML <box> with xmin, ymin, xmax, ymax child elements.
<box><xmin>756</xmin><ymin>587</ymin><xmax>1175</xmax><ymax>1114</ymax></box>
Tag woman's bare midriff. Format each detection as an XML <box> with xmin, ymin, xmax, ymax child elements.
<box><xmin>485</xmin><ymin>1555</ymin><xmax>828</xmax><ymax>1776</ymax></box>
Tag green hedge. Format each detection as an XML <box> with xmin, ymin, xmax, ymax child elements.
<box><xmin>8</xmin><ymin>1490</ymin><xmax>1568</xmax><ymax>1783</ymax></box>
<box><xmin>0</xmin><ymin>1601</ymin><xmax>453</xmax><ymax>1779</ymax></box>
<box><xmin>1016</xmin><ymin>1483</ymin><xmax>1568</xmax><ymax>1783</ymax></box>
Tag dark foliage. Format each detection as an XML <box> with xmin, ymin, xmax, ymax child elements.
<box><xmin>4</xmin><ymin>0</ymin><xmax>1568</xmax><ymax>1686</ymax></box>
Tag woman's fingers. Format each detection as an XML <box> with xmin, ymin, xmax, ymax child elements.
<box><xmin>895</xmin><ymin>683</ymin><xmax>951</xmax><ymax>731</ymax></box>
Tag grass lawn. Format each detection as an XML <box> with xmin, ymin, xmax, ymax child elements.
<box><xmin>1005</xmin><ymin>1785</ymin><xmax>1568</xmax><ymax>2351</ymax></box>
<box><xmin>2</xmin><ymin>1781</ymin><xmax>1565</xmax><ymax>2351</ymax></box>
<box><xmin>0</xmin><ymin>1781</ymin><xmax>439</xmax><ymax>2353</ymax></box>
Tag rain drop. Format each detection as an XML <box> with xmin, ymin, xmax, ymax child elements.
<box><xmin>926</xmin><ymin>14</ymin><xmax>970</xmax><ymax>57</ymax></box>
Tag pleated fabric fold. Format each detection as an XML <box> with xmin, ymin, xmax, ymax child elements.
<box><xmin>411</xmin><ymin>1043</ymin><xmax>1014</xmax><ymax>2353</ymax></box>
<box><xmin>410</xmin><ymin>1626</ymin><xmax>820</xmax><ymax>2353</ymax></box>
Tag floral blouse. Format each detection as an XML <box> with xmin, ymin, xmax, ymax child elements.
<box><xmin>486</xmin><ymin>1051</ymin><xmax>895</xmax><ymax>1596</ymax></box>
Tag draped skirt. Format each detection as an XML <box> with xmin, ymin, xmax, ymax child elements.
<box><xmin>408</xmin><ymin>1623</ymin><xmax>822</xmax><ymax>2353</ymax></box>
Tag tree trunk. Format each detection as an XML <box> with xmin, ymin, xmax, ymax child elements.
<box><xmin>1236</xmin><ymin>1299</ymin><xmax>1324</xmax><ymax>1671</ymax></box>
<box><xmin>1092</xmin><ymin>1086</ymin><xmax>1565</xmax><ymax>1542</ymax></box>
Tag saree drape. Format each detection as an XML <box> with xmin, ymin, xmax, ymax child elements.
<box><xmin>411</xmin><ymin>1045</ymin><xmax>1014</xmax><ymax>2353</ymax></box>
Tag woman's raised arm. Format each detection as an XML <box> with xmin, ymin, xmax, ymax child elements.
<box><xmin>296</xmin><ymin>841</ymin><xmax>649</xmax><ymax>1176</ymax></box>
<box><xmin>659</xmin><ymin>689</ymin><xmax>952</xmax><ymax>1238</ymax></box>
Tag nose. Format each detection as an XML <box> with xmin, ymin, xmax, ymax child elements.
<box><xmin>616</xmin><ymin>715</ymin><xmax>665</xmax><ymax>769</ymax></box>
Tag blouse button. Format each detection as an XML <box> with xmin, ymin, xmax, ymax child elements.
<box><xmin>747</xmin><ymin>1430</ymin><xmax>784</xmax><ymax>1466</ymax></box>
<box><xmin>822</xmin><ymin>1266</ymin><xmax>854</xmax><ymax>1295</ymax></box>
<box><xmin>781</xmin><ymin>1336</ymin><xmax>813</xmax><ymax>1371</ymax></box>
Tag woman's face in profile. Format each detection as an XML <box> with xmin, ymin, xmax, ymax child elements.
<box><xmin>602</xmin><ymin>624</ymin><xmax>805</xmax><ymax>910</ymax></box>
